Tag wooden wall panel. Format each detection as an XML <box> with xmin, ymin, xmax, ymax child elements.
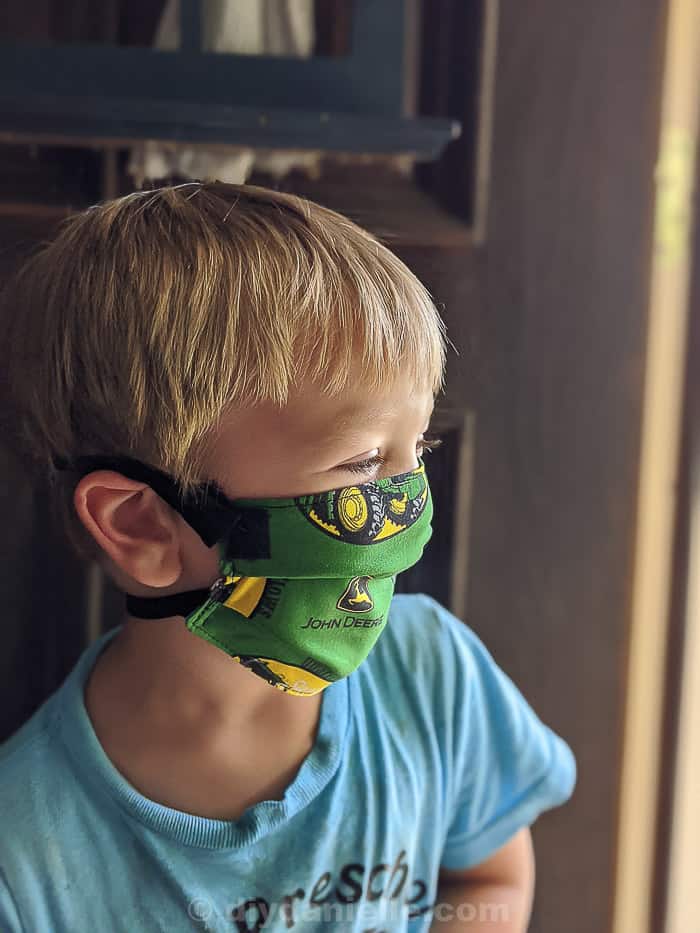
<box><xmin>466</xmin><ymin>3</ymin><xmax>666</xmax><ymax>932</ymax></box>
<box><xmin>0</xmin><ymin>216</ymin><xmax>89</xmax><ymax>741</ymax></box>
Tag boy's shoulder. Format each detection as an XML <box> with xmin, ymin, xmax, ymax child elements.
<box><xmin>0</xmin><ymin>691</ymin><xmax>60</xmax><ymax>774</ymax></box>
<box><xmin>362</xmin><ymin>591</ymin><xmax>508</xmax><ymax>735</ymax></box>
<box><xmin>384</xmin><ymin>590</ymin><xmax>468</xmax><ymax>645</ymax></box>
<box><xmin>0</xmin><ymin>644</ymin><xmax>96</xmax><ymax>819</ymax></box>
<box><xmin>373</xmin><ymin>591</ymin><xmax>491</xmax><ymax>689</ymax></box>
<box><xmin>381</xmin><ymin>593</ymin><xmax>577</xmax><ymax>872</ymax></box>
<box><xmin>0</xmin><ymin>690</ymin><xmax>71</xmax><ymax>832</ymax></box>
<box><xmin>378</xmin><ymin>592</ymin><xmax>577</xmax><ymax>807</ymax></box>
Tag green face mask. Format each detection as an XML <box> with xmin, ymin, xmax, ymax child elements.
<box><xmin>59</xmin><ymin>455</ymin><xmax>433</xmax><ymax>696</ymax></box>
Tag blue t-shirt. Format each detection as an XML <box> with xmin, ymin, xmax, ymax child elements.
<box><xmin>0</xmin><ymin>594</ymin><xmax>576</xmax><ymax>932</ymax></box>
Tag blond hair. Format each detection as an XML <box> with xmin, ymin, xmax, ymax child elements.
<box><xmin>3</xmin><ymin>182</ymin><xmax>446</xmax><ymax>554</ymax></box>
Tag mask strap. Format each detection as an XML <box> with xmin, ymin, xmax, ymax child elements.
<box><xmin>125</xmin><ymin>589</ymin><xmax>211</xmax><ymax>621</ymax></box>
<box><xmin>52</xmin><ymin>454</ymin><xmax>235</xmax><ymax>546</ymax></box>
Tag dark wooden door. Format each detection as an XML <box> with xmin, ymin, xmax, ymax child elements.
<box><xmin>467</xmin><ymin>3</ymin><xmax>667</xmax><ymax>932</ymax></box>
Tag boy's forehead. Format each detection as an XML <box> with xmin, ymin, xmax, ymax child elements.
<box><xmin>207</xmin><ymin>377</ymin><xmax>434</xmax><ymax>478</ymax></box>
<box><xmin>249</xmin><ymin>380</ymin><xmax>427</xmax><ymax>434</ymax></box>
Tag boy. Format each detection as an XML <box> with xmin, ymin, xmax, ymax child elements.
<box><xmin>0</xmin><ymin>183</ymin><xmax>576</xmax><ymax>932</ymax></box>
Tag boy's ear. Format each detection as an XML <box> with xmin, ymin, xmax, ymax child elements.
<box><xmin>73</xmin><ymin>471</ymin><xmax>183</xmax><ymax>588</ymax></box>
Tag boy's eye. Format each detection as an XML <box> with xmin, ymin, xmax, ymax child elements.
<box><xmin>344</xmin><ymin>435</ymin><xmax>443</xmax><ymax>477</ymax></box>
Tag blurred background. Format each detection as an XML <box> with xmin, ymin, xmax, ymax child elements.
<box><xmin>0</xmin><ymin>2</ymin><xmax>698</xmax><ymax>932</ymax></box>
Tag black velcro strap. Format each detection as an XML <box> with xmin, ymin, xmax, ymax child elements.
<box><xmin>126</xmin><ymin>589</ymin><xmax>211</xmax><ymax>620</ymax></box>
<box><xmin>53</xmin><ymin>454</ymin><xmax>235</xmax><ymax>546</ymax></box>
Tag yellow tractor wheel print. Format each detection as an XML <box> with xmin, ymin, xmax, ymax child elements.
<box><xmin>337</xmin><ymin>487</ymin><xmax>369</xmax><ymax>533</ymax></box>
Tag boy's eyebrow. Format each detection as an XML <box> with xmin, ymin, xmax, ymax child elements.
<box><xmin>312</xmin><ymin>406</ymin><xmax>436</xmax><ymax>452</ymax></box>
<box><xmin>326</xmin><ymin>394</ymin><xmax>436</xmax><ymax>429</ymax></box>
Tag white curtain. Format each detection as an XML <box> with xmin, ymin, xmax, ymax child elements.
<box><xmin>128</xmin><ymin>0</ymin><xmax>321</xmax><ymax>186</ymax></box>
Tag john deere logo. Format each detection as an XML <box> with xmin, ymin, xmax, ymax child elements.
<box><xmin>337</xmin><ymin>576</ymin><xmax>374</xmax><ymax>613</ymax></box>
<box><xmin>296</xmin><ymin>463</ymin><xmax>429</xmax><ymax>545</ymax></box>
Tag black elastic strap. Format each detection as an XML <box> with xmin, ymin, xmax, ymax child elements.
<box><xmin>53</xmin><ymin>454</ymin><xmax>236</xmax><ymax>546</ymax></box>
<box><xmin>126</xmin><ymin>589</ymin><xmax>210</xmax><ymax>620</ymax></box>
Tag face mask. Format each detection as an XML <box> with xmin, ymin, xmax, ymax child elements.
<box><xmin>58</xmin><ymin>455</ymin><xmax>433</xmax><ymax>695</ymax></box>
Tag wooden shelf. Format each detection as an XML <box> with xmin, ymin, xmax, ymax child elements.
<box><xmin>0</xmin><ymin>201</ymin><xmax>77</xmax><ymax>219</ymax></box>
<box><xmin>275</xmin><ymin>163</ymin><xmax>474</xmax><ymax>249</ymax></box>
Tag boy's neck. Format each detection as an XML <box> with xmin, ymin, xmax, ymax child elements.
<box><xmin>88</xmin><ymin>615</ymin><xmax>322</xmax><ymax>727</ymax></box>
<box><xmin>82</xmin><ymin>616</ymin><xmax>324</xmax><ymax>819</ymax></box>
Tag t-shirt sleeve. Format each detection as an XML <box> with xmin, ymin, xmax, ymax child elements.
<box><xmin>417</xmin><ymin>595</ymin><xmax>577</xmax><ymax>871</ymax></box>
